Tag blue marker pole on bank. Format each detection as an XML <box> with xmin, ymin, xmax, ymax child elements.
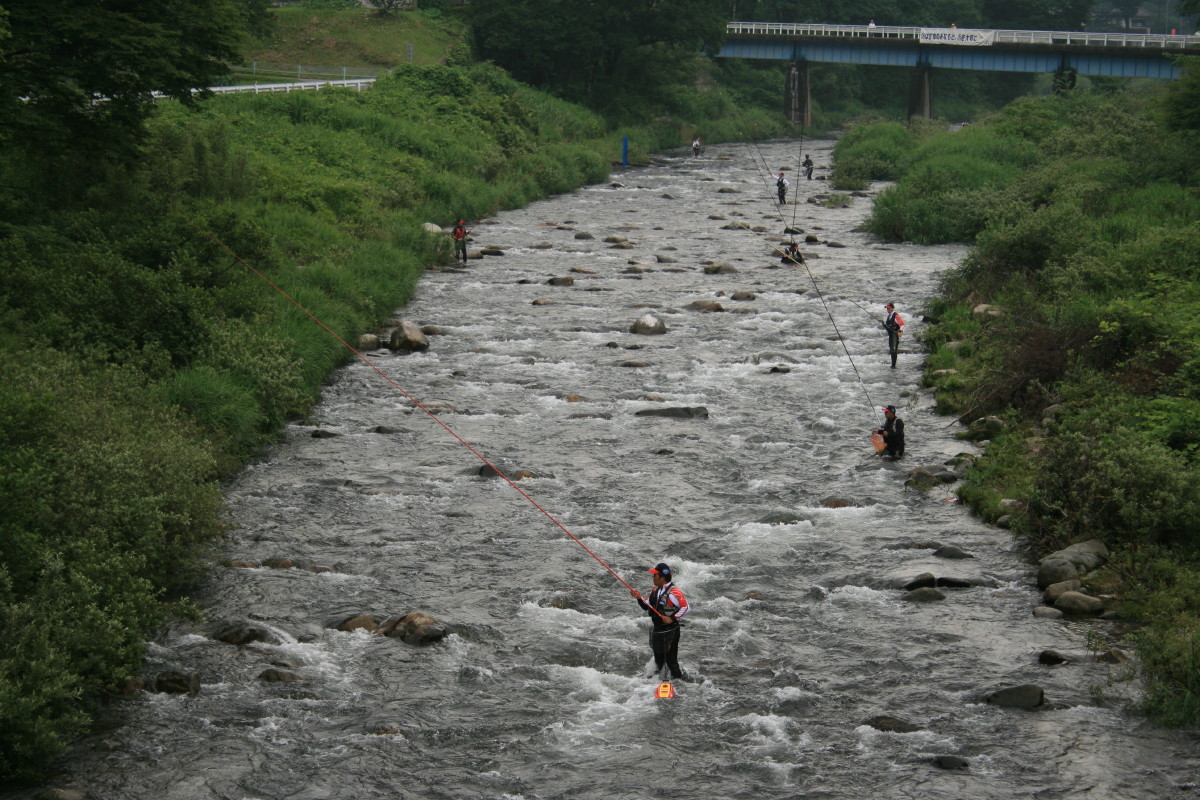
<box><xmin>622</xmin><ymin>136</ymin><xmax>628</xmax><ymax>167</ymax></box>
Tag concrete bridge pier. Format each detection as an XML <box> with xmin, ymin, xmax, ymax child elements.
<box><xmin>785</xmin><ymin>61</ymin><xmax>811</xmax><ymax>126</ymax></box>
<box><xmin>907</xmin><ymin>65</ymin><xmax>933</xmax><ymax>120</ymax></box>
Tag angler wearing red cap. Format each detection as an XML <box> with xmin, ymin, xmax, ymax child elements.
<box><xmin>630</xmin><ymin>562</ymin><xmax>690</xmax><ymax>680</ymax></box>
<box><xmin>452</xmin><ymin>219</ymin><xmax>469</xmax><ymax>263</ymax></box>
<box><xmin>882</xmin><ymin>302</ymin><xmax>904</xmax><ymax>369</ymax></box>
<box><xmin>876</xmin><ymin>405</ymin><xmax>905</xmax><ymax>459</ymax></box>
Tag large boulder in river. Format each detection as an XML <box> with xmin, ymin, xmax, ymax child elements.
<box><xmin>630</xmin><ymin>314</ymin><xmax>667</xmax><ymax>335</ymax></box>
<box><xmin>213</xmin><ymin>623</ymin><xmax>280</xmax><ymax>646</ymax></box>
<box><xmin>389</xmin><ymin>321</ymin><xmax>429</xmax><ymax>353</ymax></box>
<box><xmin>984</xmin><ymin>684</ymin><xmax>1045</xmax><ymax>710</ymax></box>
<box><xmin>1037</xmin><ymin>539</ymin><xmax>1108</xmax><ymax>589</ymax></box>
<box><xmin>376</xmin><ymin>611</ymin><xmax>449</xmax><ymax>645</ymax></box>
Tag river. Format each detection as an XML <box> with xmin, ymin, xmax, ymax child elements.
<box><xmin>17</xmin><ymin>140</ymin><xmax>1200</xmax><ymax>799</ymax></box>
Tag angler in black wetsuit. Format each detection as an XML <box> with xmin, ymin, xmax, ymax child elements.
<box><xmin>877</xmin><ymin>405</ymin><xmax>905</xmax><ymax>459</ymax></box>
<box><xmin>630</xmin><ymin>562</ymin><xmax>690</xmax><ymax>680</ymax></box>
<box><xmin>882</xmin><ymin>302</ymin><xmax>904</xmax><ymax>369</ymax></box>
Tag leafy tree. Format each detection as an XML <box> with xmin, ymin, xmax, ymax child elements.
<box><xmin>0</xmin><ymin>0</ymin><xmax>248</xmax><ymax>163</ymax></box>
<box><xmin>1163</xmin><ymin>56</ymin><xmax>1200</xmax><ymax>132</ymax></box>
<box><xmin>470</xmin><ymin>0</ymin><xmax>728</xmax><ymax>103</ymax></box>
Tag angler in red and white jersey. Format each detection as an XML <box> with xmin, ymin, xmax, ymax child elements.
<box><xmin>630</xmin><ymin>562</ymin><xmax>690</xmax><ymax>680</ymax></box>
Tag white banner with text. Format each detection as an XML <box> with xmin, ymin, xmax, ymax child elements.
<box><xmin>919</xmin><ymin>28</ymin><xmax>997</xmax><ymax>45</ymax></box>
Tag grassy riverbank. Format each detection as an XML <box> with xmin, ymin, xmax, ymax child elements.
<box><xmin>0</xmin><ymin>8</ymin><xmax>805</xmax><ymax>779</ymax></box>
<box><xmin>833</xmin><ymin>68</ymin><xmax>1200</xmax><ymax>723</ymax></box>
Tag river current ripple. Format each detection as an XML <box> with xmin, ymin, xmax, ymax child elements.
<box><xmin>19</xmin><ymin>140</ymin><xmax>1200</xmax><ymax>799</ymax></box>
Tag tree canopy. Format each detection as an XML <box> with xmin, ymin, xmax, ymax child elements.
<box><xmin>470</xmin><ymin>0</ymin><xmax>728</xmax><ymax>104</ymax></box>
<box><xmin>0</xmin><ymin>0</ymin><xmax>253</xmax><ymax>162</ymax></box>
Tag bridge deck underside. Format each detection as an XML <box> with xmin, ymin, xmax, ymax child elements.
<box><xmin>719</xmin><ymin>38</ymin><xmax>1180</xmax><ymax>78</ymax></box>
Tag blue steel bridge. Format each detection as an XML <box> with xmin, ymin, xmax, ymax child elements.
<box><xmin>718</xmin><ymin>21</ymin><xmax>1200</xmax><ymax>122</ymax></box>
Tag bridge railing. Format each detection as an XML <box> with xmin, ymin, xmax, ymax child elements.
<box><xmin>726</xmin><ymin>21</ymin><xmax>1200</xmax><ymax>49</ymax></box>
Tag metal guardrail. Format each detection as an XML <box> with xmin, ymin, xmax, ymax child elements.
<box><xmin>151</xmin><ymin>79</ymin><xmax>378</xmax><ymax>100</ymax></box>
<box><xmin>207</xmin><ymin>79</ymin><xmax>377</xmax><ymax>95</ymax></box>
<box><xmin>726</xmin><ymin>21</ymin><xmax>1200</xmax><ymax>48</ymax></box>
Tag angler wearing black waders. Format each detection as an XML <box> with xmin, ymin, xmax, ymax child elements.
<box><xmin>630</xmin><ymin>563</ymin><xmax>690</xmax><ymax>680</ymax></box>
<box><xmin>883</xmin><ymin>302</ymin><xmax>905</xmax><ymax>369</ymax></box>
<box><xmin>775</xmin><ymin>171</ymin><xmax>789</xmax><ymax>204</ymax></box>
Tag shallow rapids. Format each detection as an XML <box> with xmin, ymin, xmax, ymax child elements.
<box><xmin>16</xmin><ymin>140</ymin><xmax>1200</xmax><ymax>800</ymax></box>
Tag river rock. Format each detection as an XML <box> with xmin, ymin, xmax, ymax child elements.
<box><xmin>935</xmin><ymin>576</ymin><xmax>975</xmax><ymax>588</ymax></box>
<box><xmin>635</xmin><ymin>406</ymin><xmax>709</xmax><ymax>419</ymax></box>
<box><xmin>574</xmin><ymin>231</ymin><xmax>594</xmax><ymax>240</ymax></box>
<box><xmin>932</xmin><ymin>755</ymin><xmax>969</xmax><ymax>770</ymax></box>
<box><xmin>959</xmin><ymin>415</ymin><xmax>1005</xmax><ymax>441</ymax></box>
<box><xmin>259</xmin><ymin>668</ymin><xmax>305</xmax><ymax>682</ymax></box>
<box><xmin>1039</xmin><ymin>649</ymin><xmax>1070</xmax><ymax>665</ymax></box>
<box><xmin>630</xmin><ymin>314</ymin><xmax>667</xmax><ymax>335</ymax></box>
<box><xmin>336</xmin><ymin>615</ymin><xmax>383</xmax><ymax>632</ymax></box>
<box><xmin>480</xmin><ymin>246</ymin><xmax>505</xmax><ymax>256</ymax></box>
<box><xmin>862</xmin><ymin>715</ymin><xmax>922</xmax><ymax>733</ymax></box>
<box><xmin>547</xmin><ymin>276</ymin><xmax>574</xmax><ymax>286</ymax></box>
<box><xmin>731</xmin><ymin>291</ymin><xmax>756</xmax><ymax>301</ymax></box>
<box><xmin>934</xmin><ymin>545</ymin><xmax>973</xmax><ymax>559</ymax></box>
<box><xmin>1037</xmin><ymin>539</ymin><xmax>1108</xmax><ymax>588</ymax></box>
<box><xmin>819</xmin><ymin>497</ymin><xmax>853</xmax><ymax>508</ymax></box>
<box><xmin>388</xmin><ymin>321</ymin><xmax>429</xmax><ymax>353</ymax></box>
<box><xmin>422</xmin><ymin>222</ymin><xmax>443</xmax><ymax>234</ymax></box>
<box><xmin>1054</xmin><ymin>590</ymin><xmax>1105</xmax><ymax>614</ymax></box>
<box><xmin>213</xmin><ymin>623</ymin><xmax>279</xmax><ymax>646</ymax></box>
<box><xmin>903</xmin><ymin>587</ymin><xmax>945</xmax><ymax>602</ymax></box>
<box><xmin>1033</xmin><ymin>605</ymin><xmax>1064</xmax><ymax>619</ymax></box>
<box><xmin>686</xmin><ymin>300</ymin><xmax>725</xmax><ymax>312</ymax></box>
<box><xmin>904</xmin><ymin>468</ymin><xmax>941</xmax><ymax>490</ymax></box>
<box><xmin>704</xmin><ymin>261</ymin><xmax>738</xmax><ymax>274</ymax></box>
<box><xmin>359</xmin><ymin>333</ymin><xmax>381</xmax><ymax>350</ymax></box>
<box><xmin>311</xmin><ymin>429</ymin><xmax>341</xmax><ymax>438</ymax></box>
<box><xmin>903</xmin><ymin>573</ymin><xmax>936</xmax><ymax>591</ymax></box>
<box><xmin>1043</xmin><ymin>579</ymin><xmax>1081</xmax><ymax>604</ymax></box>
<box><xmin>984</xmin><ymin>684</ymin><xmax>1044</xmax><ymax>710</ymax></box>
<box><xmin>153</xmin><ymin>671</ymin><xmax>200</xmax><ymax>695</ymax></box>
<box><xmin>376</xmin><ymin>611</ymin><xmax>449</xmax><ymax>645</ymax></box>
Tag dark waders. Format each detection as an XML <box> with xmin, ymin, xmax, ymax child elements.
<box><xmin>650</xmin><ymin>625</ymin><xmax>682</xmax><ymax>679</ymax></box>
<box><xmin>888</xmin><ymin>328</ymin><xmax>900</xmax><ymax>368</ymax></box>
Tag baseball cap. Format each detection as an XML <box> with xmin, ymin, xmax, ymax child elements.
<box><xmin>649</xmin><ymin>563</ymin><xmax>672</xmax><ymax>577</ymax></box>
<box><xmin>883</xmin><ymin>405</ymin><xmax>896</xmax><ymax>413</ymax></box>
<box><xmin>885</xmin><ymin>303</ymin><xmax>894</xmax><ymax>309</ymax></box>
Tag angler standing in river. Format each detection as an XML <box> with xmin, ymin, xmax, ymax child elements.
<box><xmin>883</xmin><ymin>302</ymin><xmax>904</xmax><ymax>368</ymax></box>
<box><xmin>630</xmin><ymin>563</ymin><xmax>689</xmax><ymax>680</ymax></box>
<box><xmin>776</xmin><ymin>171</ymin><xmax>789</xmax><ymax>204</ymax></box>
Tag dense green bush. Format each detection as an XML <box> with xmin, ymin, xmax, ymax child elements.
<box><xmin>876</xmin><ymin>79</ymin><xmax>1200</xmax><ymax>722</ymax></box>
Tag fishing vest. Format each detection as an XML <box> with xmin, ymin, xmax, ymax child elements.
<box><xmin>885</xmin><ymin>311</ymin><xmax>902</xmax><ymax>332</ymax></box>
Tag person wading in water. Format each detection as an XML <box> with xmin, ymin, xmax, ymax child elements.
<box><xmin>876</xmin><ymin>405</ymin><xmax>905</xmax><ymax>459</ymax></box>
<box><xmin>776</xmin><ymin>171</ymin><xmax>789</xmax><ymax>204</ymax></box>
<box><xmin>630</xmin><ymin>562</ymin><xmax>690</xmax><ymax>680</ymax></box>
<box><xmin>452</xmin><ymin>219</ymin><xmax>470</xmax><ymax>263</ymax></box>
<box><xmin>883</xmin><ymin>302</ymin><xmax>904</xmax><ymax>368</ymax></box>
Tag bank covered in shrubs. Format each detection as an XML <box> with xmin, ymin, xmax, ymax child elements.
<box><xmin>834</xmin><ymin>67</ymin><xmax>1200</xmax><ymax>724</ymax></box>
<box><xmin>0</xmin><ymin>58</ymin><xmax>796</xmax><ymax>780</ymax></box>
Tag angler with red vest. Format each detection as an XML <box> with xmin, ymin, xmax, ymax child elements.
<box><xmin>452</xmin><ymin>219</ymin><xmax>470</xmax><ymax>263</ymax></box>
<box><xmin>630</xmin><ymin>562</ymin><xmax>690</xmax><ymax>680</ymax></box>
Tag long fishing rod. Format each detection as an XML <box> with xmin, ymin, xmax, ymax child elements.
<box><xmin>720</xmin><ymin>128</ymin><xmax>879</xmax><ymax>414</ymax></box>
<box><xmin>182</xmin><ymin>216</ymin><xmax>675</xmax><ymax>624</ymax></box>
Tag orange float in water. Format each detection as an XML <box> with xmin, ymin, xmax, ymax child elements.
<box><xmin>655</xmin><ymin>682</ymin><xmax>676</xmax><ymax>699</ymax></box>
